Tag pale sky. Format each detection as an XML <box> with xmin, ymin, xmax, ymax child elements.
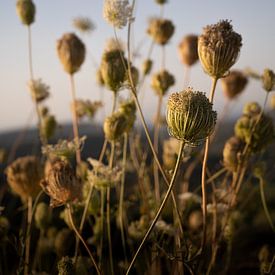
<box><xmin>1</xmin><ymin>0</ymin><xmax>275</xmax><ymax>132</ymax></box>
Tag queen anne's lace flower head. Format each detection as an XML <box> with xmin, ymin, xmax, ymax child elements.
<box><xmin>103</xmin><ymin>0</ymin><xmax>133</xmax><ymax>29</ymax></box>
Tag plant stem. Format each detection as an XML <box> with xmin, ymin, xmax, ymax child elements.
<box><xmin>24</xmin><ymin>196</ymin><xmax>32</xmax><ymax>275</ymax></box>
<box><xmin>199</xmin><ymin>77</ymin><xmax>218</xmax><ymax>255</ymax></box>
<box><xmin>67</xmin><ymin>204</ymin><xmax>101</xmax><ymax>275</ymax></box>
<box><xmin>69</xmin><ymin>74</ymin><xmax>81</xmax><ymax>164</ymax></box>
<box><xmin>259</xmin><ymin>177</ymin><xmax>275</xmax><ymax>232</ymax></box>
<box><xmin>119</xmin><ymin>133</ymin><xmax>129</xmax><ymax>263</ymax></box>
<box><xmin>126</xmin><ymin>140</ymin><xmax>185</xmax><ymax>275</ymax></box>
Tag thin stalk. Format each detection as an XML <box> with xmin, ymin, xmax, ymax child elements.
<box><xmin>27</xmin><ymin>26</ymin><xmax>34</xmax><ymax>80</ymax></box>
<box><xmin>126</xmin><ymin>140</ymin><xmax>185</xmax><ymax>275</ymax></box>
<box><xmin>199</xmin><ymin>77</ymin><xmax>218</xmax><ymax>255</ymax></box>
<box><xmin>69</xmin><ymin>74</ymin><xmax>81</xmax><ymax>164</ymax></box>
<box><xmin>24</xmin><ymin>197</ymin><xmax>32</xmax><ymax>275</ymax></box>
<box><xmin>259</xmin><ymin>178</ymin><xmax>275</xmax><ymax>232</ymax></box>
<box><xmin>183</xmin><ymin>66</ymin><xmax>190</xmax><ymax>89</ymax></box>
<box><xmin>107</xmin><ymin>141</ymin><xmax>115</xmax><ymax>275</ymax></box>
<box><xmin>67</xmin><ymin>204</ymin><xmax>101</xmax><ymax>275</ymax></box>
<box><xmin>99</xmin><ymin>188</ymin><xmax>105</xmax><ymax>267</ymax></box>
<box><xmin>119</xmin><ymin>133</ymin><xmax>129</xmax><ymax>263</ymax></box>
<box><xmin>153</xmin><ymin>95</ymin><xmax>163</xmax><ymax>205</ymax></box>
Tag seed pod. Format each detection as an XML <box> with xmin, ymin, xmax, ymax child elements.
<box><xmin>223</xmin><ymin>136</ymin><xmax>244</xmax><ymax>171</ymax></box>
<box><xmin>147</xmin><ymin>17</ymin><xmax>175</xmax><ymax>45</ymax></box>
<box><xmin>198</xmin><ymin>20</ymin><xmax>242</xmax><ymax>79</ymax></box>
<box><xmin>40</xmin><ymin>161</ymin><xmax>82</xmax><ymax>207</ymax></box>
<box><xmin>56</xmin><ymin>33</ymin><xmax>85</xmax><ymax>74</ymax></box>
<box><xmin>100</xmin><ymin>49</ymin><xmax>127</xmax><ymax>92</ymax></box>
<box><xmin>5</xmin><ymin>156</ymin><xmax>43</xmax><ymax>201</ymax></box>
<box><xmin>151</xmin><ymin>69</ymin><xmax>175</xmax><ymax>96</ymax></box>
<box><xmin>262</xmin><ymin>68</ymin><xmax>275</xmax><ymax>92</ymax></box>
<box><xmin>166</xmin><ymin>88</ymin><xmax>217</xmax><ymax>146</ymax></box>
<box><xmin>221</xmin><ymin>70</ymin><xmax>248</xmax><ymax>99</ymax></box>
<box><xmin>103</xmin><ymin>111</ymin><xmax>128</xmax><ymax>141</ymax></box>
<box><xmin>16</xmin><ymin>0</ymin><xmax>35</xmax><ymax>26</ymax></box>
<box><xmin>178</xmin><ymin>34</ymin><xmax>199</xmax><ymax>67</ymax></box>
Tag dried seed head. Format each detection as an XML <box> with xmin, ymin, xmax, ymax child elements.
<box><xmin>125</xmin><ymin>66</ymin><xmax>139</xmax><ymax>87</ymax></box>
<box><xmin>235</xmin><ymin>107</ymin><xmax>275</xmax><ymax>153</ymax></box>
<box><xmin>223</xmin><ymin>136</ymin><xmax>244</xmax><ymax>171</ymax></box>
<box><xmin>40</xmin><ymin>161</ymin><xmax>82</xmax><ymax>207</ymax></box>
<box><xmin>40</xmin><ymin>112</ymin><xmax>57</xmax><ymax>141</ymax></box>
<box><xmin>34</xmin><ymin>202</ymin><xmax>52</xmax><ymax>230</ymax></box>
<box><xmin>147</xmin><ymin>17</ymin><xmax>175</xmax><ymax>45</ymax></box>
<box><xmin>5</xmin><ymin>156</ymin><xmax>43</xmax><ymax>201</ymax></box>
<box><xmin>128</xmin><ymin>216</ymin><xmax>149</xmax><ymax>240</ymax></box>
<box><xmin>151</xmin><ymin>69</ymin><xmax>175</xmax><ymax>96</ymax></box>
<box><xmin>221</xmin><ymin>70</ymin><xmax>248</xmax><ymax>99</ymax></box>
<box><xmin>74</xmin><ymin>99</ymin><xmax>102</xmax><ymax>120</ymax></box>
<box><xmin>72</xmin><ymin>17</ymin><xmax>95</xmax><ymax>34</ymax></box>
<box><xmin>100</xmin><ymin>49</ymin><xmax>127</xmax><ymax>92</ymax></box>
<box><xmin>118</xmin><ymin>100</ymin><xmax>136</xmax><ymax>132</ymax></box>
<box><xmin>166</xmin><ymin>88</ymin><xmax>217</xmax><ymax>146</ymax></box>
<box><xmin>198</xmin><ymin>20</ymin><xmax>242</xmax><ymax>79</ymax></box>
<box><xmin>28</xmin><ymin>79</ymin><xmax>50</xmax><ymax>103</ymax></box>
<box><xmin>142</xmin><ymin>59</ymin><xmax>153</xmax><ymax>76</ymax></box>
<box><xmin>56</xmin><ymin>33</ymin><xmax>85</xmax><ymax>74</ymax></box>
<box><xmin>178</xmin><ymin>34</ymin><xmax>199</xmax><ymax>66</ymax></box>
<box><xmin>103</xmin><ymin>111</ymin><xmax>128</xmax><ymax>141</ymax></box>
<box><xmin>16</xmin><ymin>0</ymin><xmax>35</xmax><ymax>26</ymax></box>
<box><xmin>262</xmin><ymin>68</ymin><xmax>275</xmax><ymax>92</ymax></box>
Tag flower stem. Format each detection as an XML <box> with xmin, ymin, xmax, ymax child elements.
<box><xmin>24</xmin><ymin>196</ymin><xmax>32</xmax><ymax>275</ymax></box>
<box><xmin>126</xmin><ymin>140</ymin><xmax>185</xmax><ymax>275</ymax></box>
<box><xmin>67</xmin><ymin>204</ymin><xmax>101</xmax><ymax>275</ymax></box>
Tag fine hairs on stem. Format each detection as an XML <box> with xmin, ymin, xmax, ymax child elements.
<box><xmin>126</xmin><ymin>140</ymin><xmax>185</xmax><ymax>274</ymax></box>
<box><xmin>67</xmin><ymin>204</ymin><xmax>101</xmax><ymax>275</ymax></box>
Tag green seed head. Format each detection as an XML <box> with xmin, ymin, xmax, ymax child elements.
<box><xmin>57</xmin><ymin>33</ymin><xmax>86</xmax><ymax>75</ymax></box>
<box><xmin>151</xmin><ymin>69</ymin><xmax>175</xmax><ymax>96</ymax></box>
<box><xmin>198</xmin><ymin>20</ymin><xmax>242</xmax><ymax>79</ymax></box>
<box><xmin>16</xmin><ymin>0</ymin><xmax>35</xmax><ymax>26</ymax></box>
<box><xmin>166</xmin><ymin>88</ymin><xmax>217</xmax><ymax>146</ymax></box>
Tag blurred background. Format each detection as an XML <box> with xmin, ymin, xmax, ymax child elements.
<box><xmin>0</xmin><ymin>0</ymin><xmax>275</xmax><ymax>132</ymax></box>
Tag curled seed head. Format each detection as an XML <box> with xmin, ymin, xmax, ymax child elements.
<box><xmin>16</xmin><ymin>0</ymin><xmax>35</xmax><ymax>26</ymax></box>
<box><xmin>223</xmin><ymin>136</ymin><xmax>244</xmax><ymax>171</ymax></box>
<box><xmin>100</xmin><ymin>49</ymin><xmax>127</xmax><ymax>92</ymax></box>
<box><xmin>40</xmin><ymin>161</ymin><xmax>82</xmax><ymax>207</ymax></box>
<box><xmin>178</xmin><ymin>34</ymin><xmax>199</xmax><ymax>66</ymax></box>
<box><xmin>151</xmin><ymin>69</ymin><xmax>175</xmax><ymax>96</ymax></box>
<box><xmin>5</xmin><ymin>156</ymin><xmax>43</xmax><ymax>201</ymax></box>
<box><xmin>262</xmin><ymin>68</ymin><xmax>275</xmax><ymax>92</ymax></box>
<box><xmin>147</xmin><ymin>17</ymin><xmax>175</xmax><ymax>45</ymax></box>
<box><xmin>56</xmin><ymin>33</ymin><xmax>86</xmax><ymax>74</ymax></box>
<box><xmin>166</xmin><ymin>88</ymin><xmax>217</xmax><ymax>146</ymax></box>
<box><xmin>142</xmin><ymin>59</ymin><xmax>153</xmax><ymax>76</ymax></box>
<box><xmin>198</xmin><ymin>20</ymin><xmax>242</xmax><ymax>79</ymax></box>
<box><xmin>221</xmin><ymin>70</ymin><xmax>248</xmax><ymax>99</ymax></box>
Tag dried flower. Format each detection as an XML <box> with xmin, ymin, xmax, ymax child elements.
<box><xmin>221</xmin><ymin>70</ymin><xmax>248</xmax><ymax>99</ymax></box>
<box><xmin>166</xmin><ymin>88</ymin><xmax>217</xmax><ymax>146</ymax></box>
<box><xmin>87</xmin><ymin>158</ymin><xmax>122</xmax><ymax>189</ymax></box>
<box><xmin>151</xmin><ymin>69</ymin><xmax>175</xmax><ymax>96</ymax></box>
<box><xmin>128</xmin><ymin>216</ymin><xmax>149</xmax><ymax>240</ymax></box>
<box><xmin>103</xmin><ymin>111</ymin><xmax>128</xmax><ymax>141</ymax></box>
<box><xmin>223</xmin><ymin>136</ymin><xmax>244</xmax><ymax>171</ymax></box>
<box><xmin>198</xmin><ymin>20</ymin><xmax>242</xmax><ymax>79</ymax></box>
<box><xmin>5</xmin><ymin>156</ymin><xmax>43</xmax><ymax>201</ymax></box>
<box><xmin>42</xmin><ymin>136</ymin><xmax>86</xmax><ymax>161</ymax></box>
<box><xmin>155</xmin><ymin>220</ymin><xmax>174</xmax><ymax>236</ymax></box>
<box><xmin>142</xmin><ymin>59</ymin><xmax>153</xmax><ymax>75</ymax></box>
<box><xmin>147</xmin><ymin>17</ymin><xmax>175</xmax><ymax>45</ymax></box>
<box><xmin>40</xmin><ymin>108</ymin><xmax>57</xmax><ymax>141</ymax></box>
<box><xmin>103</xmin><ymin>0</ymin><xmax>133</xmax><ymax>29</ymax></box>
<box><xmin>28</xmin><ymin>79</ymin><xmax>50</xmax><ymax>103</ymax></box>
<box><xmin>72</xmin><ymin>17</ymin><xmax>95</xmax><ymax>34</ymax></box>
<box><xmin>57</xmin><ymin>33</ymin><xmax>86</xmax><ymax>74</ymax></box>
<box><xmin>40</xmin><ymin>161</ymin><xmax>82</xmax><ymax>207</ymax></box>
<box><xmin>262</xmin><ymin>68</ymin><xmax>275</xmax><ymax>92</ymax></box>
<box><xmin>74</xmin><ymin>99</ymin><xmax>102</xmax><ymax>120</ymax></box>
<box><xmin>118</xmin><ymin>99</ymin><xmax>136</xmax><ymax>132</ymax></box>
<box><xmin>100</xmin><ymin>49</ymin><xmax>127</xmax><ymax>92</ymax></box>
<box><xmin>178</xmin><ymin>34</ymin><xmax>199</xmax><ymax>67</ymax></box>
<box><xmin>125</xmin><ymin>66</ymin><xmax>139</xmax><ymax>87</ymax></box>
<box><xmin>57</xmin><ymin>256</ymin><xmax>75</xmax><ymax>275</ymax></box>
<box><xmin>16</xmin><ymin>0</ymin><xmax>35</xmax><ymax>26</ymax></box>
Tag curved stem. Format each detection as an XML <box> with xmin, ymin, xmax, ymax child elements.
<box><xmin>119</xmin><ymin>133</ymin><xmax>128</xmax><ymax>263</ymax></box>
<box><xmin>259</xmin><ymin>178</ymin><xmax>275</xmax><ymax>232</ymax></box>
<box><xmin>199</xmin><ymin>77</ymin><xmax>218</xmax><ymax>255</ymax></box>
<box><xmin>126</xmin><ymin>140</ymin><xmax>185</xmax><ymax>275</ymax></box>
<box><xmin>67</xmin><ymin>204</ymin><xmax>101</xmax><ymax>275</ymax></box>
<box><xmin>69</xmin><ymin>74</ymin><xmax>81</xmax><ymax>164</ymax></box>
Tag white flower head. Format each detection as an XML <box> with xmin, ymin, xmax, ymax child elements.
<box><xmin>103</xmin><ymin>0</ymin><xmax>133</xmax><ymax>29</ymax></box>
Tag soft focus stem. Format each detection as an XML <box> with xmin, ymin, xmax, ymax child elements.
<box><xmin>126</xmin><ymin>140</ymin><xmax>185</xmax><ymax>275</ymax></box>
<box><xmin>24</xmin><ymin>196</ymin><xmax>32</xmax><ymax>275</ymax></box>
